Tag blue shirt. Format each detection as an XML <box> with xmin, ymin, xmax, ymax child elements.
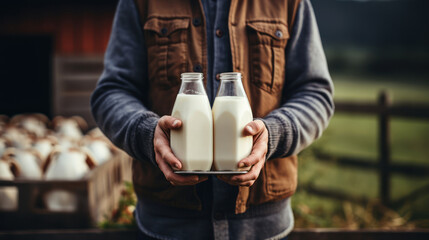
<box><xmin>202</xmin><ymin>0</ymin><xmax>232</xmax><ymax>103</ymax></box>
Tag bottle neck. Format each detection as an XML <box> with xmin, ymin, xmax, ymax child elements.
<box><xmin>217</xmin><ymin>72</ymin><xmax>247</xmax><ymax>98</ymax></box>
<box><xmin>179</xmin><ymin>73</ymin><xmax>206</xmax><ymax>95</ymax></box>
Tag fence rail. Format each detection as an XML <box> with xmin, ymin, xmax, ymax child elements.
<box><xmin>335</xmin><ymin>100</ymin><xmax>429</xmax><ymax>119</ymax></box>
<box><xmin>304</xmin><ymin>91</ymin><xmax>429</xmax><ymax>206</ymax></box>
<box><xmin>314</xmin><ymin>150</ymin><xmax>429</xmax><ymax>177</ymax></box>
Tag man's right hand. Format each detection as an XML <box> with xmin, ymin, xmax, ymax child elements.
<box><xmin>154</xmin><ymin>116</ymin><xmax>208</xmax><ymax>186</ymax></box>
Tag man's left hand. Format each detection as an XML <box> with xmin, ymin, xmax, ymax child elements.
<box><xmin>217</xmin><ymin>120</ymin><xmax>268</xmax><ymax>187</ymax></box>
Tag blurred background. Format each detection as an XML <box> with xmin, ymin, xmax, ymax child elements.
<box><xmin>0</xmin><ymin>0</ymin><xmax>428</xmax><ymax>232</ymax></box>
<box><xmin>0</xmin><ymin>0</ymin><xmax>116</xmax><ymax>126</ymax></box>
<box><xmin>297</xmin><ymin>0</ymin><xmax>429</xmax><ymax>229</ymax></box>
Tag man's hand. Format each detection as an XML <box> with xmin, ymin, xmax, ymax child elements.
<box><xmin>217</xmin><ymin>120</ymin><xmax>268</xmax><ymax>187</ymax></box>
<box><xmin>154</xmin><ymin>116</ymin><xmax>208</xmax><ymax>186</ymax></box>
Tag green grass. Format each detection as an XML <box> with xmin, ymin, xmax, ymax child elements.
<box><xmin>332</xmin><ymin>73</ymin><xmax>429</xmax><ymax>103</ymax></box>
<box><xmin>315</xmin><ymin>115</ymin><xmax>429</xmax><ymax>165</ymax></box>
<box><xmin>293</xmin><ymin>73</ymin><xmax>429</xmax><ymax>228</ymax></box>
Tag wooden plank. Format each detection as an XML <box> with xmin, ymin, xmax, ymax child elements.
<box><xmin>289</xmin><ymin>229</ymin><xmax>429</xmax><ymax>240</ymax></box>
<box><xmin>389</xmin><ymin>103</ymin><xmax>429</xmax><ymax>119</ymax></box>
<box><xmin>53</xmin><ymin>57</ymin><xmax>63</xmax><ymax>119</ymax></box>
<box><xmin>62</xmin><ymin>79</ymin><xmax>98</xmax><ymax>92</ymax></box>
<box><xmin>56</xmin><ymin>107</ymin><xmax>92</xmax><ymax>114</ymax></box>
<box><xmin>314</xmin><ymin>150</ymin><xmax>377</xmax><ymax>169</ymax></box>
<box><xmin>58</xmin><ymin>56</ymin><xmax>104</xmax><ymax>63</ymax></box>
<box><xmin>0</xmin><ymin>180</ymin><xmax>87</xmax><ymax>189</ymax></box>
<box><xmin>378</xmin><ymin>91</ymin><xmax>391</xmax><ymax>206</ymax></box>
<box><xmin>61</xmin><ymin>61</ymin><xmax>104</xmax><ymax>75</ymax></box>
<box><xmin>61</xmin><ymin>74</ymin><xmax>101</xmax><ymax>81</ymax></box>
<box><xmin>0</xmin><ymin>229</ymin><xmax>137</xmax><ymax>240</ymax></box>
<box><xmin>59</xmin><ymin>94</ymin><xmax>92</xmax><ymax>109</ymax></box>
<box><xmin>56</xmin><ymin>108</ymin><xmax>93</xmax><ymax>116</ymax></box>
<box><xmin>335</xmin><ymin>101</ymin><xmax>381</xmax><ymax>115</ymax></box>
<box><xmin>315</xmin><ymin>153</ymin><xmax>429</xmax><ymax>177</ymax></box>
<box><xmin>335</xmin><ymin>101</ymin><xmax>429</xmax><ymax>119</ymax></box>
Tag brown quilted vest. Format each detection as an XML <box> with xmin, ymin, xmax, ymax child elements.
<box><xmin>132</xmin><ymin>0</ymin><xmax>301</xmax><ymax>214</ymax></box>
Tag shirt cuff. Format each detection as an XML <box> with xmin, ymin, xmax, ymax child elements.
<box><xmin>133</xmin><ymin>115</ymin><xmax>159</xmax><ymax>167</ymax></box>
<box><xmin>260</xmin><ymin>114</ymin><xmax>296</xmax><ymax>160</ymax></box>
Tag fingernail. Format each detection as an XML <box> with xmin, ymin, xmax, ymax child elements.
<box><xmin>174</xmin><ymin>163</ymin><xmax>180</xmax><ymax>169</ymax></box>
<box><xmin>172</xmin><ymin>120</ymin><xmax>179</xmax><ymax>127</ymax></box>
<box><xmin>246</xmin><ymin>126</ymin><xmax>253</xmax><ymax>133</ymax></box>
<box><xmin>238</xmin><ymin>162</ymin><xmax>245</xmax><ymax>168</ymax></box>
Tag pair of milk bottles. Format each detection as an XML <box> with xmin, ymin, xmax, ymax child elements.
<box><xmin>170</xmin><ymin>72</ymin><xmax>252</xmax><ymax>171</ymax></box>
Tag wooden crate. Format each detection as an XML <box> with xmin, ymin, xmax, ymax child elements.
<box><xmin>0</xmin><ymin>151</ymin><xmax>132</xmax><ymax>230</ymax></box>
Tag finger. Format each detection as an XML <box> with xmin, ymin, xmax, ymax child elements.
<box><xmin>161</xmin><ymin>150</ymin><xmax>183</xmax><ymax>170</ymax></box>
<box><xmin>217</xmin><ymin>175</ymin><xmax>256</xmax><ymax>187</ymax></box>
<box><xmin>238</xmin><ymin>180</ymin><xmax>257</xmax><ymax>187</ymax></box>
<box><xmin>196</xmin><ymin>175</ymin><xmax>209</xmax><ymax>183</ymax></box>
<box><xmin>159</xmin><ymin>116</ymin><xmax>182</xmax><ymax>131</ymax></box>
<box><xmin>238</xmin><ymin>152</ymin><xmax>262</xmax><ymax>169</ymax></box>
<box><xmin>231</xmin><ymin>159</ymin><xmax>265</xmax><ymax>183</ymax></box>
<box><xmin>156</xmin><ymin>154</ymin><xmax>201</xmax><ymax>185</ymax></box>
<box><xmin>237</xmin><ymin>141</ymin><xmax>267</xmax><ymax>169</ymax></box>
<box><xmin>216</xmin><ymin>174</ymin><xmax>234</xmax><ymax>185</ymax></box>
<box><xmin>243</xmin><ymin>120</ymin><xmax>265</xmax><ymax>136</ymax></box>
<box><xmin>217</xmin><ymin>159</ymin><xmax>263</xmax><ymax>184</ymax></box>
<box><xmin>170</xmin><ymin>175</ymin><xmax>209</xmax><ymax>186</ymax></box>
<box><xmin>154</xmin><ymin>137</ymin><xmax>182</xmax><ymax>170</ymax></box>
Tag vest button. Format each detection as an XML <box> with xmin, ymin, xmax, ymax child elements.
<box><xmin>193</xmin><ymin>64</ymin><xmax>202</xmax><ymax>72</ymax></box>
<box><xmin>214</xmin><ymin>212</ymin><xmax>223</xmax><ymax>220</ymax></box>
<box><xmin>160</xmin><ymin>28</ymin><xmax>168</xmax><ymax>36</ymax></box>
<box><xmin>192</xmin><ymin>17</ymin><xmax>202</xmax><ymax>27</ymax></box>
<box><xmin>216</xmin><ymin>29</ymin><xmax>223</xmax><ymax>38</ymax></box>
<box><xmin>215</xmin><ymin>73</ymin><xmax>220</xmax><ymax>81</ymax></box>
<box><xmin>275</xmin><ymin>30</ymin><xmax>283</xmax><ymax>38</ymax></box>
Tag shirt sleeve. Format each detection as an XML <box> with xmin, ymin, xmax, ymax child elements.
<box><xmin>261</xmin><ymin>0</ymin><xmax>335</xmax><ymax>159</ymax></box>
<box><xmin>90</xmin><ymin>0</ymin><xmax>159</xmax><ymax>165</ymax></box>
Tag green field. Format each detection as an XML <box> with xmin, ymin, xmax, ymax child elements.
<box><xmin>293</xmin><ymin>73</ymin><xmax>429</xmax><ymax>228</ymax></box>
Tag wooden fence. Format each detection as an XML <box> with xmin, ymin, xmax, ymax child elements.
<box><xmin>302</xmin><ymin>91</ymin><xmax>429</xmax><ymax>206</ymax></box>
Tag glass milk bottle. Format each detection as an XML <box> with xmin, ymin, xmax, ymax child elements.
<box><xmin>212</xmin><ymin>72</ymin><xmax>253</xmax><ymax>170</ymax></box>
<box><xmin>170</xmin><ymin>73</ymin><xmax>213</xmax><ymax>171</ymax></box>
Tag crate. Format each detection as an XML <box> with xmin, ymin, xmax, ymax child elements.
<box><xmin>0</xmin><ymin>151</ymin><xmax>132</xmax><ymax>230</ymax></box>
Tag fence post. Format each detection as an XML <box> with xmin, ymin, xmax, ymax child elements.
<box><xmin>379</xmin><ymin>91</ymin><xmax>391</xmax><ymax>206</ymax></box>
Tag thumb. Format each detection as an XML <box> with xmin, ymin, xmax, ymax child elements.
<box><xmin>243</xmin><ymin>120</ymin><xmax>265</xmax><ymax>136</ymax></box>
<box><xmin>159</xmin><ymin>116</ymin><xmax>182</xmax><ymax>131</ymax></box>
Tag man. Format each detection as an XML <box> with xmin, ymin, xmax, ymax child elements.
<box><xmin>91</xmin><ymin>0</ymin><xmax>334</xmax><ymax>239</ymax></box>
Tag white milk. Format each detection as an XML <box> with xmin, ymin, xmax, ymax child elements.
<box><xmin>213</xmin><ymin>96</ymin><xmax>253</xmax><ymax>170</ymax></box>
<box><xmin>170</xmin><ymin>94</ymin><xmax>213</xmax><ymax>171</ymax></box>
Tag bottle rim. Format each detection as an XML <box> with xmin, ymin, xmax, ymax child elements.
<box><xmin>181</xmin><ymin>72</ymin><xmax>203</xmax><ymax>81</ymax></box>
<box><xmin>220</xmin><ymin>72</ymin><xmax>241</xmax><ymax>81</ymax></box>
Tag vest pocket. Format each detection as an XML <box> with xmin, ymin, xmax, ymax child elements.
<box><xmin>265</xmin><ymin>156</ymin><xmax>297</xmax><ymax>196</ymax></box>
<box><xmin>246</xmin><ymin>20</ymin><xmax>289</xmax><ymax>94</ymax></box>
<box><xmin>144</xmin><ymin>17</ymin><xmax>190</xmax><ymax>89</ymax></box>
